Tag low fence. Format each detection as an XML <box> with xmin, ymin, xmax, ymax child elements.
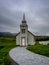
<box><xmin>39</xmin><ymin>41</ymin><xmax>49</xmax><ymax>45</ymax></box>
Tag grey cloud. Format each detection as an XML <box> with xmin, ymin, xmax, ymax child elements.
<box><xmin>0</xmin><ymin>0</ymin><xmax>49</xmax><ymax>35</ymax></box>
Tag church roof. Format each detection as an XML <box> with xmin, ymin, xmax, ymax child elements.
<box><xmin>16</xmin><ymin>32</ymin><xmax>20</xmax><ymax>36</ymax></box>
<box><xmin>28</xmin><ymin>31</ymin><xmax>35</xmax><ymax>37</ymax></box>
<box><xmin>16</xmin><ymin>31</ymin><xmax>35</xmax><ymax>37</ymax></box>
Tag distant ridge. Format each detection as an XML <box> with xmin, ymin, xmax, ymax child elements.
<box><xmin>0</xmin><ymin>32</ymin><xmax>16</xmax><ymax>37</ymax></box>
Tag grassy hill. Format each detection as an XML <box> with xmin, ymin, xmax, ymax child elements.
<box><xmin>27</xmin><ymin>42</ymin><xmax>49</xmax><ymax>57</ymax></box>
<box><xmin>0</xmin><ymin>36</ymin><xmax>16</xmax><ymax>65</ymax></box>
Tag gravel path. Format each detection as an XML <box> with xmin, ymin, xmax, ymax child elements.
<box><xmin>9</xmin><ymin>47</ymin><xmax>49</xmax><ymax>65</ymax></box>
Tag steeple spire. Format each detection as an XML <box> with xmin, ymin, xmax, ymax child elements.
<box><xmin>22</xmin><ymin>13</ymin><xmax>26</xmax><ymax>24</ymax></box>
<box><xmin>23</xmin><ymin>13</ymin><xmax>25</xmax><ymax>21</ymax></box>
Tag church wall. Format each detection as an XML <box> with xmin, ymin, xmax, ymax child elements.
<box><xmin>16</xmin><ymin>34</ymin><xmax>20</xmax><ymax>45</ymax></box>
<box><xmin>20</xmin><ymin>33</ymin><xmax>28</xmax><ymax>46</ymax></box>
<box><xmin>27</xmin><ymin>32</ymin><xmax>35</xmax><ymax>45</ymax></box>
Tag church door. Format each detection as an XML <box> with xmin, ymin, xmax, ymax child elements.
<box><xmin>21</xmin><ymin>37</ymin><xmax>26</xmax><ymax>46</ymax></box>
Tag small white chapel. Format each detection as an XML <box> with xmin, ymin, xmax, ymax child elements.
<box><xmin>16</xmin><ymin>14</ymin><xmax>35</xmax><ymax>46</ymax></box>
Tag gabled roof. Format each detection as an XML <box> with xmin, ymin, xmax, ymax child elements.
<box><xmin>16</xmin><ymin>32</ymin><xmax>20</xmax><ymax>36</ymax></box>
<box><xmin>16</xmin><ymin>31</ymin><xmax>35</xmax><ymax>37</ymax></box>
<box><xmin>28</xmin><ymin>31</ymin><xmax>35</xmax><ymax>37</ymax></box>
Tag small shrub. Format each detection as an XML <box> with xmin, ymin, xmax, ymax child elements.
<box><xmin>34</xmin><ymin>41</ymin><xmax>40</xmax><ymax>45</ymax></box>
<box><xmin>47</xmin><ymin>43</ymin><xmax>49</xmax><ymax>46</ymax></box>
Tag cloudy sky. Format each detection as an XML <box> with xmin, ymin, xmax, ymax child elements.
<box><xmin>0</xmin><ymin>0</ymin><xmax>49</xmax><ymax>35</ymax></box>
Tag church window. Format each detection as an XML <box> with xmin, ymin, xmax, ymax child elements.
<box><xmin>22</xmin><ymin>29</ymin><xmax>25</xmax><ymax>33</ymax></box>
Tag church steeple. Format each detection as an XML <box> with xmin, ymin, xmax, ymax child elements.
<box><xmin>20</xmin><ymin>13</ymin><xmax>28</xmax><ymax>46</ymax></box>
<box><xmin>23</xmin><ymin>13</ymin><xmax>25</xmax><ymax>21</ymax></box>
<box><xmin>20</xmin><ymin>13</ymin><xmax>28</xmax><ymax>28</ymax></box>
<box><xmin>22</xmin><ymin>13</ymin><xmax>26</xmax><ymax>23</ymax></box>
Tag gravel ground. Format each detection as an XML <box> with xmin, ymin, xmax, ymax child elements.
<box><xmin>9</xmin><ymin>47</ymin><xmax>49</xmax><ymax>65</ymax></box>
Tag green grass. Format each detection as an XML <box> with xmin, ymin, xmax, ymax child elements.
<box><xmin>27</xmin><ymin>42</ymin><xmax>49</xmax><ymax>57</ymax></box>
<box><xmin>0</xmin><ymin>36</ymin><xmax>16</xmax><ymax>65</ymax></box>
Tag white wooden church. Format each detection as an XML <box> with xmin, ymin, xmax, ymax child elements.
<box><xmin>16</xmin><ymin>14</ymin><xmax>35</xmax><ymax>46</ymax></box>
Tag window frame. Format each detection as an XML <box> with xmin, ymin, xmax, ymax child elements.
<box><xmin>22</xmin><ymin>29</ymin><xmax>25</xmax><ymax>34</ymax></box>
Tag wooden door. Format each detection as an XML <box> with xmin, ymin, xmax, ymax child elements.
<box><xmin>21</xmin><ymin>37</ymin><xmax>26</xmax><ymax>46</ymax></box>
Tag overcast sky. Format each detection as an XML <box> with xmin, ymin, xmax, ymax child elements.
<box><xmin>0</xmin><ymin>0</ymin><xmax>49</xmax><ymax>36</ymax></box>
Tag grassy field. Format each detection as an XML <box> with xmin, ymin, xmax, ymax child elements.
<box><xmin>27</xmin><ymin>41</ymin><xmax>49</xmax><ymax>57</ymax></box>
<box><xmin>0</xmin><ymin>37</ymin><xmax>49</xmax><ymax>65</ymax></box>
<box><xmin>0</xmin><ymin>36</ymin><xmax>16</xmax><ymax>65</ymax></box>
